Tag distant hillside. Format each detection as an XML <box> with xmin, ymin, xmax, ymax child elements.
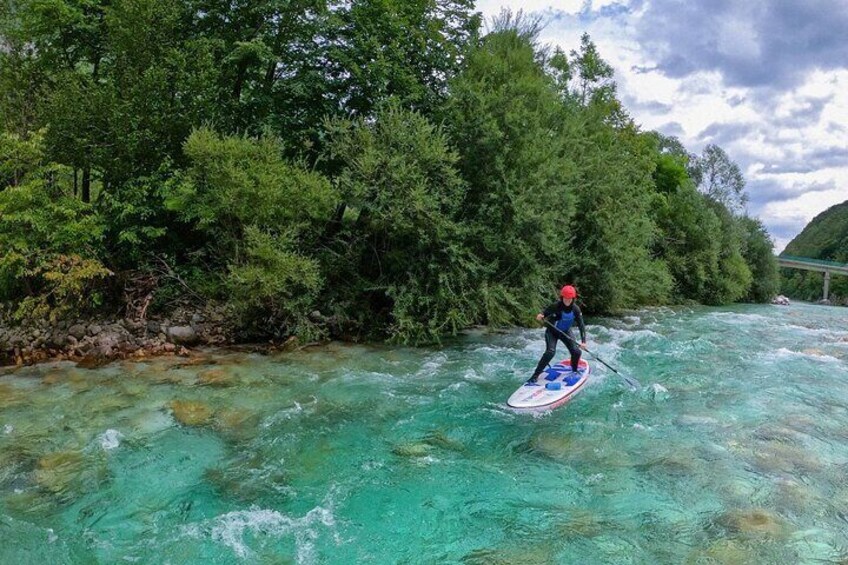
<box><xmin>784</xmin><ymin>200</ymin><xmax>848</xmax><ymax>262</ymax></box>
<box><xmin>781</xmin><ymin>199</ymin><xmax>848</xmax><ymax>304</ymax></box>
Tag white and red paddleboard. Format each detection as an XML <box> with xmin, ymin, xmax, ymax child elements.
<box><xmin>507</xmin><ymin>358</ymin><xmax>590</xmax><ymax>411</ymax></box>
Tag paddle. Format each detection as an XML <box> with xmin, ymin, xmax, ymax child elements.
<box><xmin>542</xmin><ymin>320</ymin><xmax>640</xmax><ymax>391</ymax></box>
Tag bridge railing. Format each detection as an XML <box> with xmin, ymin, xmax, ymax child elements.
<box><xmin>778</xmin><ymin>254</ymin><xmax>847</xmax><ymax>301</ymax></box>
<box><xmin>778</xmin><ymin>254</ymin><xmax>848</xmax><ymax>269</ymax></box>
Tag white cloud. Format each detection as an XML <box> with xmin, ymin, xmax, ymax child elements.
<box><xmin>475</xmin><ymin>1</ymin><xmax>848</xmax><ymax>253</ymax></box>
<box><xmin>760</xmin><ymin>185</ymin><xmax>848</xmax><ymax>252</ymax></box>
<box><xmin>475</xmin><ymin>0</ymin><xmax>584</xmax><ymax>18</ymax></box>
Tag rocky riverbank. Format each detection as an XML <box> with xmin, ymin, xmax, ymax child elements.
<box><xmin>0</xmin><ymin>304</ymin><xmax>238</xmax><ymax>367</ymax></box>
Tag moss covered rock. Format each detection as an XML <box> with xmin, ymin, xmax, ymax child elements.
<box><xmin>169</xmin><ymin>400</ymin><xmax>214</xmax><ymax>426</ymax></box>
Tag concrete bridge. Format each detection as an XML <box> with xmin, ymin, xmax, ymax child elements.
<box><xmin>778</xmin><ymin>255</ymin><xmax>848</xmax><ymax>301</ymax></box>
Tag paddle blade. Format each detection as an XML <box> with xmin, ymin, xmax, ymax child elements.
<box><xmin>620</xmin><ymin>373</ymin><xmax>641</xmax><ymax>391</ymax></box>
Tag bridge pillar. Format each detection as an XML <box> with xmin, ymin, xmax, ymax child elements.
<box><xmin>824</xmin><ymin>271</ymin><xmax>831</xmax><ymax>301</ymax></box>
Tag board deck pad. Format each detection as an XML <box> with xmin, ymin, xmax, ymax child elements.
<box><xmin>507</xmin><ymin>358</ymin><xmax>590</xmax><ymax>411</ymax></box>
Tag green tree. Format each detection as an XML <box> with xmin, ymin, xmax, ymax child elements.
<box><xmin>692</xmin><ymin>144</ymin><xmax>748</xmax><ymax>215</ymax></box>
<box><xmin>702</xmin><ymin>199</ymin><xmax>752</xmax><ymax>303</ymax></box>
<box><xmin>163</xmin><ymin>128</ymin><xmax>337</xmax><ymax>336</ymax></box>
<box><xmin>325</xmin><ymin>103</ymin><xmax>477</xmax><ymax>342</ymax></box>
<box><xmin>443</xmin><ymin>21</ymin><xmax>578</xmax><ymax>318</ymax></box>
<box><xmin>5</xmin><ymin>0</ymin><xmax>220</xmax><ymax>201</ymax></box>
<box><xmin>567</xmin><ymin>124</ymin><xmax>672</xmax><ymax>310</ymax></box>
<box><xmin>739</xmin><ymin>216</ymin><xmax>779</xmax><ymax>302</ymax></box>
<box><xmin>649</xmin><ymin>131</ymin><xmax>721</xmax><ymax>302</ymax></box>
<box><xmin>0</xmin><ymin>131</ymin><xmax>109</xmax><ymax>319</ymax></box>
<box><xmin>655</xmin><ymin>187</ymin><xmax>723</xmax><ymax>302</ymax></box>
<box><xmin>325</xmin><ymin>0</ymin><xmax>478</xmax><ymax>118</ymax></box>
<box><xmin>562</xmin><ymin>41</ymin><xmax>671</xmax><ymax>311</ymax></box>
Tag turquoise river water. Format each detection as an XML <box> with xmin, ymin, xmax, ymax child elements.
<box><xmin>2</xmin><ymin>303</ymin><xmax>848</xmax><ymax>564</ymax></box>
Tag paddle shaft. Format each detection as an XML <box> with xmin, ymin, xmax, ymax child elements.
<box><xmin>542</xmin><ymin>320</ymin><xmax>640</xmax><ymax>390</ymax></box>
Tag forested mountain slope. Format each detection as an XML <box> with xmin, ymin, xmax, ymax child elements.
<box><xmin>781</xmin><ymin>199</ymin><xmax>848</xmax><ymax>304</ymax></box>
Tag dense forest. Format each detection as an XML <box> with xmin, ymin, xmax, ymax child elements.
<box><xmin>0</xmin><ymin>1</ymin><xmax>779</xmax><ymax>344</ymax></box>
<box><xmin>781</xmin><ymin>199</ymin><xmax>848</xmax><ymax>304</ymax></box>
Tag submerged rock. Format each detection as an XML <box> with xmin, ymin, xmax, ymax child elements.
<box><xmin>76</xmin><ymin>354</ymin><xmax>112</xmax><ymax>370</ymax></box>
<box><xmin>685</xmin><ymin>538</ymin><xmax>757</xmax><ymax>564</ymax></box>
<box><xmin>717</xmin><ymin>508</ymin><xmax>787</xmax><ymax>538</ymax></box>
<box><xmin>422</xmin><ymin>430</ymin><xmax>466</xmax><ymax>452</ymax></box>
<box><xmin>197</xmin><ymin>369</ymin><xmax>235</xmax><ymax>388</ymax></box>
<box><xmin>34</xmin><ymin>450</ymin><xmax>106</xmax><ymax>502</ymax></box>
<box><xmin>0</xmin><ymin>451</ymin><xmax>24</xmax><ymax>487</ymax></box>
<box><xmin>41</xmin><ymin>371</ymin><xmax>64</xmax><ymax>385</ymax></box>
<box><xmin>34</xmin><ymin>451</ymin><xmax>85</xmax><ymax>493</ymax></box>
<box><xmin>752</xmin><ymin>424</ymin><xmax>807</xmax><ymax>444</ymax></box>
<box><xmin>117</xmin><ymin>380</ymin><xmax>148</xmax><ymax>398</ymax></box>
<box><xmin>169</xmin><ymin>400</ymin><xmax>214</xmax><ymax>426</ymax></box>
<box><xmin>526</xmin><ymin>433</ymin><xmax>573</xmax><ymax>460</ymax></box>
<box><xmin>142</xmin><ymin>368</ymin><xmax>185</xmax><ymax>385</ymax></box>
<box><xmin>0</xmin><ymin>383</ymin><xmax>25</xmax><ymax>407</ymax></box>
<box><xmin>203</xmin><ymin>455</ymin><xmax>289</xmax><ymax>504</ymax></box>
<box><xmin>172</xmin><ymin>355</ymin><xmax>218</xmax><ymax>368</ymax></box>
<box><xmin>462</xmin><ymin>546</ymin><xmax>556</xmax><ymax>564</ymax></box>
<box><xmin>751</xmin><ymin>441</ymin><xmax>822</xmax><ymax>475</ymax></box>
<box><xmin>3</xmin><ymin>488</ymin><xmax>57</xmax><ymax>516</ymax></box>
<box><xmin>773</xmin><ymin>478</ymin><xmax>824</xmax><ymax>515</ymax></box>
<box><xmin>391</xmin><ymin>442</ymin><xmax>433</xmax><ymax>457</ymax></box>
<box><xmin>560</xmin><ymin>509</ymin><xmax>610</xmax><ymax>539</ymax></box>
<box><xmin>214</xmin><ymin>408</ymin><xmax>259</xmax><ymax>441</ymax></box>
<box><xmin>634</xmin><ymin>453</ymin><xmax>696</xmax><ymax>477</ymax></box>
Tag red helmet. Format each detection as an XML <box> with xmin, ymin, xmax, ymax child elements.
<box><xmin>560</xmin><ymin>285</ymin><xmax>577</xmax><ymax>299</ymax></box>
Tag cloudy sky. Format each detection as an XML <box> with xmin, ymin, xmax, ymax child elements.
<box><xmin>475</xmin><ymin>0</ymin><xmax>848</xmax><ymax>252</ymax></box>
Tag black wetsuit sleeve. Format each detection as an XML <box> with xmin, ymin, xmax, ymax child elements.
<box><xmin>541</xmin><ymin>302</ymin><xmax>559</xmax><ymax>320</ymax></box>
<box><xmin>574</xmin><ymin>305</ymin><xmax>586</xmax><ymax>342</ymax></box>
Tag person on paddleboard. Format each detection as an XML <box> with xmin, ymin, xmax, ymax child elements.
<box><xmin>528</xmin><ymin>285</ymin><xmax>587</xmax><ymax>383</ymax></box>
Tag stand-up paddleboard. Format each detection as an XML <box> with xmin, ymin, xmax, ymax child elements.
<box><xmin>507</xmin><ymin>359</ymin><xmax>590</xmax><ymax>411</ymax></box>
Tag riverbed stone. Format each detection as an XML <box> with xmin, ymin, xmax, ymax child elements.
<box><xmin>68</xmin><ymin>324</ymin><xmax>87</xmax><ymax>340</ymax></box>
<box><xmin>0</xmin><ymin>384</ymin><xmax>25</xmax><ymax>407</ymax></box>
<box><xmin>34</xmin><ymin>451</ymin><xmax>85</xmax><ymax>496</ymax></box>
<box><xmin>167</xmin><ymin>325</ymin><xmax>198</xmax><ymax>345</ymax></box>
<box><xmin>169</xmin><ymin>400</ymin><xmax>214</xmax><ymax>426</ymax></box>
<box><xmin>422</xmin><ymin>430</ymin><xmax>465</xmax><ymax>452</ymax></box>
<box><xmin>559</xmin><ymin>509</ymin><xmax>608</xmax><ymax>539</ymax></box>
<box><xmin>214</xmin><ymin>408</ymin><xmax>259</xmax><ymax>441</ymax></box>
<box><xmin>527</xmin><ymin>433</ymin><xmax>578</xmax><ymax>460</ymax></box>
<box><xmin>718</xmin><ymin>508</ymin><xmax>787</xmax><ymax>538</ymax></box>
<box><xmin>462</xmin><ymin>545</ymin><xmax>556</xmax><ymax>564</ymax></box>
<box><xmin>685</xmin><ymin>538</ymin><xmax>755</xmax><ymax>564</ymax></box>
<box><xmin>197</xmin><ymin>369</ymin><xmax>235</xmax><ymax>387</ymax></box>
<box><xmin>48</xmin><ymin>332</ymin><xmax>66</xmax><ymax>348</ymax></box>
<box><xmin>3</xmin><ymin>488</ymin><xmax>57</xmax><ymax>516</ymax></box>
<box><xmin>391</xmin><ymin>442</ymin><xmax>432</xmax><ymax>457</ymax></box>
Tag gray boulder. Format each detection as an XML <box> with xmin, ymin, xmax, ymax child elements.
<box><xmin>166</xmin><ymin>325</ymin><xmax>198</xmax><ymax>345</ymax></box>
<box><xmin>68</xmin><ymin>324</ymin><xmax>87</xmax><ymax>340</ymax></box>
